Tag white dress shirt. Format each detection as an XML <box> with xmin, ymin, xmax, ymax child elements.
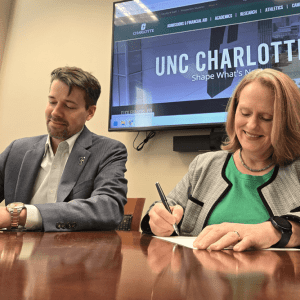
<box><xmin>25</xmin><ymin>128</ymin><xmax>83</xmax><ymax>230</ymax></box>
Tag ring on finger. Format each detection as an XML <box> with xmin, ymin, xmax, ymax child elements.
<box><xmin>233</xmin><ymin>231</ymin><xmax>241</xmax><ymax>240</ymax></box>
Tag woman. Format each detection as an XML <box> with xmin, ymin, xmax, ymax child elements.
<box><xmin>141</xmin><ymin>68</ymin><xmax>300</xmax><ymax>251</ymax></box>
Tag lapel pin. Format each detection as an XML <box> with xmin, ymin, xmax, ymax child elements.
<box><xmin>79</xmin><ymin>157</ymin><xmax>85</xmax><ymax>165</ymax></box>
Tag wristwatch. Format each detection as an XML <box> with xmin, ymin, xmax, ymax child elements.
<box><xmin>268</xmin><ymin>216</ymin><xmax>292</xmax><ymax>248</ymax></box>
<box><xmin>6</xmin><ymin>202</ymin><xmax>25</xmax><ymax>229</ymax></box>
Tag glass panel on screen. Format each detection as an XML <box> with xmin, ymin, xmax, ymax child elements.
<box><xmin>109</xmin><ymin>0</ymin><xmax>300</xmax><ymax>131</ymax></box>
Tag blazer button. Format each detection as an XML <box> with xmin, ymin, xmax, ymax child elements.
<box><xmin>71</xmin><ymin>222</ymin><xmax>77</xmax><ymax>229</ymax></box>
<box><xmin>66</xmin><ymin>222</ymin><xmax>71</xmax><ymax>229</ymax></box>
<box><xmin>56</xmin><ymin>222</ymin><xmax>61</xmax><ymax>229</ymax></box>
<box><xmin>61</xmin><ymin>223</ymin><xmax>66</xmax><ymax>229</ymax></box>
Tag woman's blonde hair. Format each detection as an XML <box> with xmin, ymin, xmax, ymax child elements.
<box><xmin>221</xmin><ymin>68</ymin><xmax>300</xmax><ymax>166</ymax></box>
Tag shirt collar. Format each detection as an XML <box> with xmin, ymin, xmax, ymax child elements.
<box><xmin>43</xmin><ymin>127</ymin><xmax>84</xmax><ymax>157</ymax></box>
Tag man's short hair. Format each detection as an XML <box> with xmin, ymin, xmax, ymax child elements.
<box><xmin>50</xmin><ymin>66</ymin><xmax>101</xmax><ymax>109</ymax></box>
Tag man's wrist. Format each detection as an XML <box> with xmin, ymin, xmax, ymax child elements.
<box><xmin>19</xmin><ymin>208</ymin><xmax>27</xmax><ymax>227</ymax></box>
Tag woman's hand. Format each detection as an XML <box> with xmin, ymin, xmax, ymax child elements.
<box><xmin>149</xmin><ymin>203</ymin><xmax>183</xmax><ymax>236</ymax></box>
<box><xmin>193</xmin><ymin>221</ymin><xmax>281</xmax><ymax>251</ymax></box>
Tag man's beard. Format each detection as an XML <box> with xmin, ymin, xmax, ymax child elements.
<box><xmin>47</xmin><ymin>126</ymin><xmax>70</xmax><ymax>140</ymax></box>
<box><xmin>46</xmin><ymin>117</ymin><xmax>70</xmax><ymax>140</ymax></box>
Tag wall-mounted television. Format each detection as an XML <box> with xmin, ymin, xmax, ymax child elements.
<box><xmin>109</xmin><ymin>0</ymin><xmax>300</xmax><ymax>131</ymax></box>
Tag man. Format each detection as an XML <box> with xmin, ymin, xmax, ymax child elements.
<box><xmin>0</xmin><ymin>66</ymin><xmax>128</xmax><ymax>231</ymax></box>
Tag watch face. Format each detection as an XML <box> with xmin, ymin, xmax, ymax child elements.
<box><xmin>273</xmin><ymin>216</ymin><xmax>292</xmax><ymax>230</ymax></box>
<box><xmin>7</xmin><ymin>202</ymin><xmax>24</xmax><ymax>209</ymax></box>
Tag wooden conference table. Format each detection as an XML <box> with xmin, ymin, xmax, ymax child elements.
<box><xmin>0</xmin><ymin>230</ymin><xmax>299</xmax><ymax>300</ymax></box>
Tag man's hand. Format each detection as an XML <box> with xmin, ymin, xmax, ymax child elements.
<box><xmin>193</xmin><ymin>221</ymin><xmax>281</xmax><ymax>251</ymax></box>
<box><xmin>149</xmin><ymin>203</ymin><xmax>183</xmax><ymax>236</ymax></box>
<box><xmin>0</xmin><ymin>207</ymin><xmax>12</xmax><ymax>228</ymax></box>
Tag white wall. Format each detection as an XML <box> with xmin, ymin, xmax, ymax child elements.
<box><xmin>0</xmin><ymin>0</ymin><xmax>208</xmax><ymax>223</ymax></box>
<box><xmin>0</xmin><ymin>0</ymin><xmax>13</xmax><ymax>70</ymax></box>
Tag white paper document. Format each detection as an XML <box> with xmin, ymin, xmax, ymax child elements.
<box><xmin>155</xmin><ymin>236</ymin><xmax>198</xmax><ymax>249</ymax></box>
<box><xmin>154</xmin><ymin>236</ymin><xmax>300</xmax><ymax>251</ymax></box>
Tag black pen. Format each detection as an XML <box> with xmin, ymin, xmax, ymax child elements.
<box><xmin>155</xmin><ymin>182</ymin><xmax>180</xmax><ymax>236</ymax></box>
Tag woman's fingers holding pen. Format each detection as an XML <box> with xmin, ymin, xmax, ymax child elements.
<box><xmin>149</xmin><ymin>203</ymin><xmax>175</xmax><ymax>236</ymax></box>
<box><xmin>170</xmin><ymin>205</ymin><xmax>184</xmax><ymax>225</ymax></box>
<box><xmin>149</xmin><ymin>203</ymin><xmax>183</xmax><ymax>236</ymax></box>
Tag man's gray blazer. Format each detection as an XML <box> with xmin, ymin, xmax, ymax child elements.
<box><xmin>0</xmin><ymin>126</ymin><xmax>128</xmax><ymax>231</ymax></box>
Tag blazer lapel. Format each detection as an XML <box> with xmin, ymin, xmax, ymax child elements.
<box><xmin>56</xmin><ymin>127</ymin><xmax>92</xmax><ymax>202</ymax></box>
<box><xmin>14</xmin><ymin>138</ymin><xmax>46</xmax><ymax>204</ymax></box>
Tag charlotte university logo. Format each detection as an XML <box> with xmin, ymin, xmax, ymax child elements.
<box><xmin>133</xmin><ymin>23</ymin><xmax>154</xmax><ymax>36</ymax></box>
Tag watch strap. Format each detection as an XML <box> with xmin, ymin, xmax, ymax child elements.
<box><xmin>272</xmin><ymin>232</ymin><xmax>292</xmax><ymax>248</ymax></box>
<box><xmin>10</xmin><ymin>208</ymin><xmax>20</xmax><ymax>228</ymax></box>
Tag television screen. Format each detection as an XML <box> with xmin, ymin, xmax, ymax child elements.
<box><xmin>109</xmin><ymin>0</ymin><xmax>300</xmax><ymax>131</ymax></box>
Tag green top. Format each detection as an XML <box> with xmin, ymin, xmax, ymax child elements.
<box><xmin>208</xmin><ymin>156</ymin><xmax>274</xmax><ymax>225</ymax></box>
